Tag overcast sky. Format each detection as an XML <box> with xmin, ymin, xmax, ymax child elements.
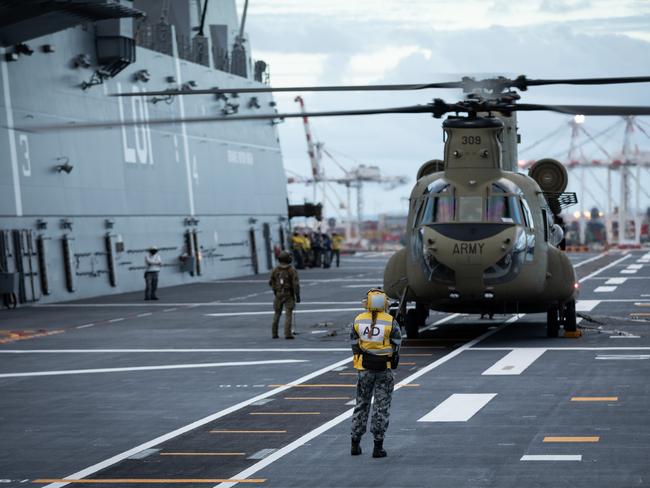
<box><xmin>238</xmin><ymin>0</ymin><xmax>650</xmax><ymax>221</ymax></box>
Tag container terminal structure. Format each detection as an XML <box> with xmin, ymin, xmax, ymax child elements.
<box><xmin>0</xmin><ymin>0</ymin><xmax>290</xmax><ymax>304</ymax></box>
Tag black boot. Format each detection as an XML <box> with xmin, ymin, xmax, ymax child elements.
<box><xmin>372</xmin><ymin>439</ymin><xmax>387</xmax><ymax>458</ymax></box>
<box><xmin>351</xmin><ymin>437</ymin><xmax>362</xmax><ymax>456</ymax></box>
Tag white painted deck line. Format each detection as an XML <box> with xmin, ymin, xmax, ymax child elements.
<box><xmin>620</xmin><ymin>269</ymin><xmax>637</xmax><ymax>274</ymax></box>
<box><xmin>0</xmin><ymin>360</ymin><xmax>308</xmax><ymax>378</ymax></box>
<box><xmin>38</xmin><ymin>356</ymin><xmax>353</xmax><ymax>488</ymax></box>
<box><xmin>596</xmin><ymin>354</ymin><xmax>650</xmax><ymax>360</ymax></box>
<box><xmin>521</xmin><ymin>455</ymin><xmax>581</xmax><ymax>462</ymax></box>
<box><xmin>473</xmin><ymin>346</ymin><xmax>650</xmax><ymax>351</ymax></box>
<box><xmin>0</xmin><ymin>348</ymin><xmax>349</xmax><ymax>354</ymax></box>
<box><xmin>37</xmin><ymin>301</ymin><xmax>361</xmax><ymax>308</ymax></box>
<box><xmin>205</xmin><ymin>308</ymin><xmax>361</xmax><ymax>317</ymax></box>
<box><xmin>573</xmin><ymin>252</ymin><xmax>607</xmax><ymax>268</ymax></box>
<box><xmin>627</xmin><ymin>264</ymin><xmax>643</xmax><ymax>270</ymax></box>
<box><xmin>420</xmin><ymin>313</ymin><xmax>462</xmax><ymax>332</ymax></box>
<box><xmin>343</xmin><ymin>284</ymin><xmax>384</xmax><ymax>288</ymax></box>
<box><xmin>576</xmin><ymin>300</ymin><xmax>600</xmax><ymax>312</ymax></box>
<box><xmin>594</xmin><ymin>286</ymin><xmax>617</xmax><ymax>293</ymax></box>
<box><xmin>578</xmin><ymin>255</ymin><xmax>630</xmax><ymax>283</ymax></box>
<box><xmin>482</xmin><ymin>348</ymin><xmax>546</xmax><ymax>375</ymax></box>
<box><xmin>609</xmin><ymin>335</ymin><xmax>641</xmax><ymax>339</ymax></box>
<box><xmin>213</xmin><ymin>317</ymin><xmax>520</xmax><ymax>488</ymax></box>
<box><xmin>418</xmin><ymin>393</ymin><xmax>497</xmax><ymax>422</ymax></box>
<box><xmin>605</xmin><ymin>278</ymin><xmax>627</xmax><ymax>285</ymax></box>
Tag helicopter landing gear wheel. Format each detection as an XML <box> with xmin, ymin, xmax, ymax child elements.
<box><xmin>405</xmin><ymin>309</ymin><xmax>420</xmax><ymax>339</ymax></box>
<box><xmin>562</xmin><ymin>299</ymin><xmax>578</xmax><ymax>336</ymax></box>
<box><xmin>546</xmin><ymin>307</ymin><xmax>559</xmax><ymax>338</ymax></box>
<box><xmin>415</xmin><ymin>303</ymin><xmax>429</xmax><ymax>322</ymax></box>
<box><xmin>562</xmin><ymin>300</ymin><xmax>577</xmax><ymax>331</ymax></box>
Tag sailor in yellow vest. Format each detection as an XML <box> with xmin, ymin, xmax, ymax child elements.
<box><xmin>350</xmin><ymin>288</ymin><xmax>401</xmax><ymax>458</ymax></box>
<box><xmin>331</xmin><ymin>232</ymin><xmax>344</xmax><ymax>267</ymax></box>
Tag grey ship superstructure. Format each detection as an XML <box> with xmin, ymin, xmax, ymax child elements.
<box><xmin>0</xmin><ymin>0</ymin><xmax>289</xmax><ymax>304</ymax></box>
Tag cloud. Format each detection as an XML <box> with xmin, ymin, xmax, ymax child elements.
<box><xmin>539</xmin><ymin>0</ymin><xmax>593</xmax><ymax>13</ymax></box>
<box><xmin>248</xmin><ymin>5</ymin><xmax>650</xmax><ymax>216</ymax></box>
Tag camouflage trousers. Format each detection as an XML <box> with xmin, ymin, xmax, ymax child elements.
<box><xmin>272</xmin><ymin>294</ymin><xmax>295</xmax><ymax>337</ymax></box>
<box><xmin>351</xmin><ymin>369</ymin><xmax>394</xmax><ymax>441</ymax></box>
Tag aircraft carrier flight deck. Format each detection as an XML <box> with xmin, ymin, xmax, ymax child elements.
<box><xmin>1</xmin><ymin>250</ymin><xmax>649</xmax><ymax>488</ymax></box>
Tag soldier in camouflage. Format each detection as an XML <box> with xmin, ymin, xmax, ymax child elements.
<box><xmin>269</xmin><ymin>251</ymin><xmax>301</xmax><ymax>339</ymax></box>
<box><xmin>350</xmin><ymin>289</ymin><xmax>401</xmax><ymax>458</ymax></box>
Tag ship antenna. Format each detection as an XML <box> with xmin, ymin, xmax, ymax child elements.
<box><xmin>237</xmin><ymin>0</ymin><xmax>250</xmax><ymax>43</ymax></box>
<box><xmin>197</xmin><ymin>0</ymin><xmax>210</xmax><ymax>37</ymax></box>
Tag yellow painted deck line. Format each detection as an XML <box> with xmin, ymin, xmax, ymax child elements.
<box><xmin>160</xmin><ymin>452</ymin><xmax>246</xmax><ymax>456</ymax></box>
<box><xmin>33</xmin><ymin>480</ymin><xmax>264</xmax><ymax>484</ymax></box>
<box><xmin>571</xmin><ymin>397</ymin><xmax>618</xmax><ymax>402</ymax></box>
<box><xmin>209</xmin><ymin>430</ymin><xmax>286</xmax><ymax>434</ymax></box>
<box><xmin>398</xmin><ymin>383</ymin><xmax>420</xmax><ymax>387</ymax></box>
<box><xmin>249</xmin><ymin>412</ymin><xmax>320</xmax><ymax>415</ymax></box>
<box><xmin>543</xmin><ymin>436</ymin><xmax>600</xmax><ymax>443</ymax></box>
<box><xmin>338</xmin><ymin>372</ymin><xmax>357</xmax><ymax>376</ymax></box>
<box><xmin>400</xmin><ymin>362</ymin><xmax>417</xmax><ymax>365</ymax></box>
<box><xmin>268</xmin><ymin>384</ymin><xmax>356</xmax><ymax>388</ymax></box>
<box><xmin>634</xmin><ymin>303</ymin><xmax>650</xmax><ymax>307</ymax></box>
<box><xmin>284</xmin><ymin>397</ymin><xmax>350</xmax><ymax>400</ymax></box>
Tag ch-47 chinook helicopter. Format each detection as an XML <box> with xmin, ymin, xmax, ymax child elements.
<box><xmin>33</xmin><ymin>74</ymin><xmax>650</xmax><ymax>338</ymax></box>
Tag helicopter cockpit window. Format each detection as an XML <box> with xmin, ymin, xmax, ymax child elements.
<box><xmin>493</xmin><ymin>178</ymin><xmax>523</xmax><ymax>195</ymax></box>
<box><xmin>458</xmin><ymin>196</ymin><xmax>483</xmax><ymax>222</ymax></box>
<box><xmin>486</xmin><ymin>195</ymin><xmax>523</xmax><ymax>224</ymax></box>
<box><xmin>486</xmin><ymin>180</ymin><xmax>525</xmax><ymax>224</ymax></box>
<box><xmin>420</xmin><ymin>182</ymin><xmax>455</xmax><ymax>223</ymax></box>
<box><xmin>521</xmin><ymin>199</ymin><xmax>534</xmax><ymax>229</ymax></box>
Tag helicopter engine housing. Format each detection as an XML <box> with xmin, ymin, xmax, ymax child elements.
<box><xmin>528</xmin><ymin>158</ymin><xmax>568</xmax><ymax>193</ymax></box>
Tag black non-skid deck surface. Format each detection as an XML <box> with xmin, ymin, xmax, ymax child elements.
<box><xmin>1</xmin><ymin>251</ymin><xmax>649</xmax><ymax>487</ymax></box>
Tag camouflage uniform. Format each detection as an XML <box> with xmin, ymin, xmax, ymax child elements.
<box><xmin>350</xmin><ymin>313</ymin><xmax>401</xmax><ymax>442</ymax></box>
<box><xmin>269</xmin><ymin>263</ymin><xmax>300</xmax><ymax>338</ymax></box>
<box><xmin>351</xmin><ymin>369</ymin><xmax>395</xmax><ymax>441</ymax></box>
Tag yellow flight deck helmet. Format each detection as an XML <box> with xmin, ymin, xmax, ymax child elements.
<box><xmin>363</xmin><ymin>288</ymin><xmax>389</xmax><ymax>312</ymax></box>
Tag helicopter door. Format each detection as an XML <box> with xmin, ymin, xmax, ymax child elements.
<box><xmin>262</xmin><ymin>223</ymin><xmax>273</xmax><ymax>271</ymax></box>
<box><xmin>249</xmin><ymin>227</ymin><xmax>259</xmax><ymax>275</ymax></box>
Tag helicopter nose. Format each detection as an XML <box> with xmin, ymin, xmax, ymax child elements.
<box><xmin>421</xmin><ymin>223</ymin><xmax>522</xmax><ymax>297</ymax></box>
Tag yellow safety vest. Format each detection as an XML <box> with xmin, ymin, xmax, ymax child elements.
<box><xmin>332</xmin><ymin>235</ymin><xmax>344</xmax><ymax>251</ymax></box>
<box><xmin>352</xmin><ymin>311</ymin><xmax>395</xmax><ymax>371</ymax></box>
<box><xmin>291</xmin><ymin>235</ymin><xmax>302</xmax><ymax>250</ymax></box>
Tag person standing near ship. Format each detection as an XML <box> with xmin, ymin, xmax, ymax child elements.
<box><xmin>332</xmin><ymin>232</ymin><xmax>344</xmax><ymax>267</ymax></box>
<box><xmin>350</xmin><ymin>288</ymin><xmax>401</xmax><ymax>458</ymax></box>
<box><xmin>269</xmin><ymin>251</ymin><xmax>301</xmax><ymax>339</ymax></box>
<box><xmin>144</xmin><ymin>246</ymin><xmax>162</xmax><ymax>301</ymax></box>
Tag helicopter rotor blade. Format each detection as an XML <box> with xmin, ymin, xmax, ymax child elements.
<box><xmin>19</xmin><ymin>100</ymin><xmax>650</xmax><ymax>132</ymax></box>
<box><xmin>514</xmin><ymin>103</ymin><xmax>650</xmax><ymax>116</ymax></box>
<box><xmin>22</xmin><ymin>105</ymin><xmax>435</xmax><ymax>131</ymax></box>
<box><xmin>519</xmin><ymin>76</ymin><xmax>650</xmax><ymax>89</ymax></box>
<box><xmin>111</xmin><ymin>82</ymin><xmax>466</xmax><ymax>98</ymax></box>
<box><xmin>112</xmin><ymin>75</ymin><xmax>650</xmax><ymax>98</ymax></box>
